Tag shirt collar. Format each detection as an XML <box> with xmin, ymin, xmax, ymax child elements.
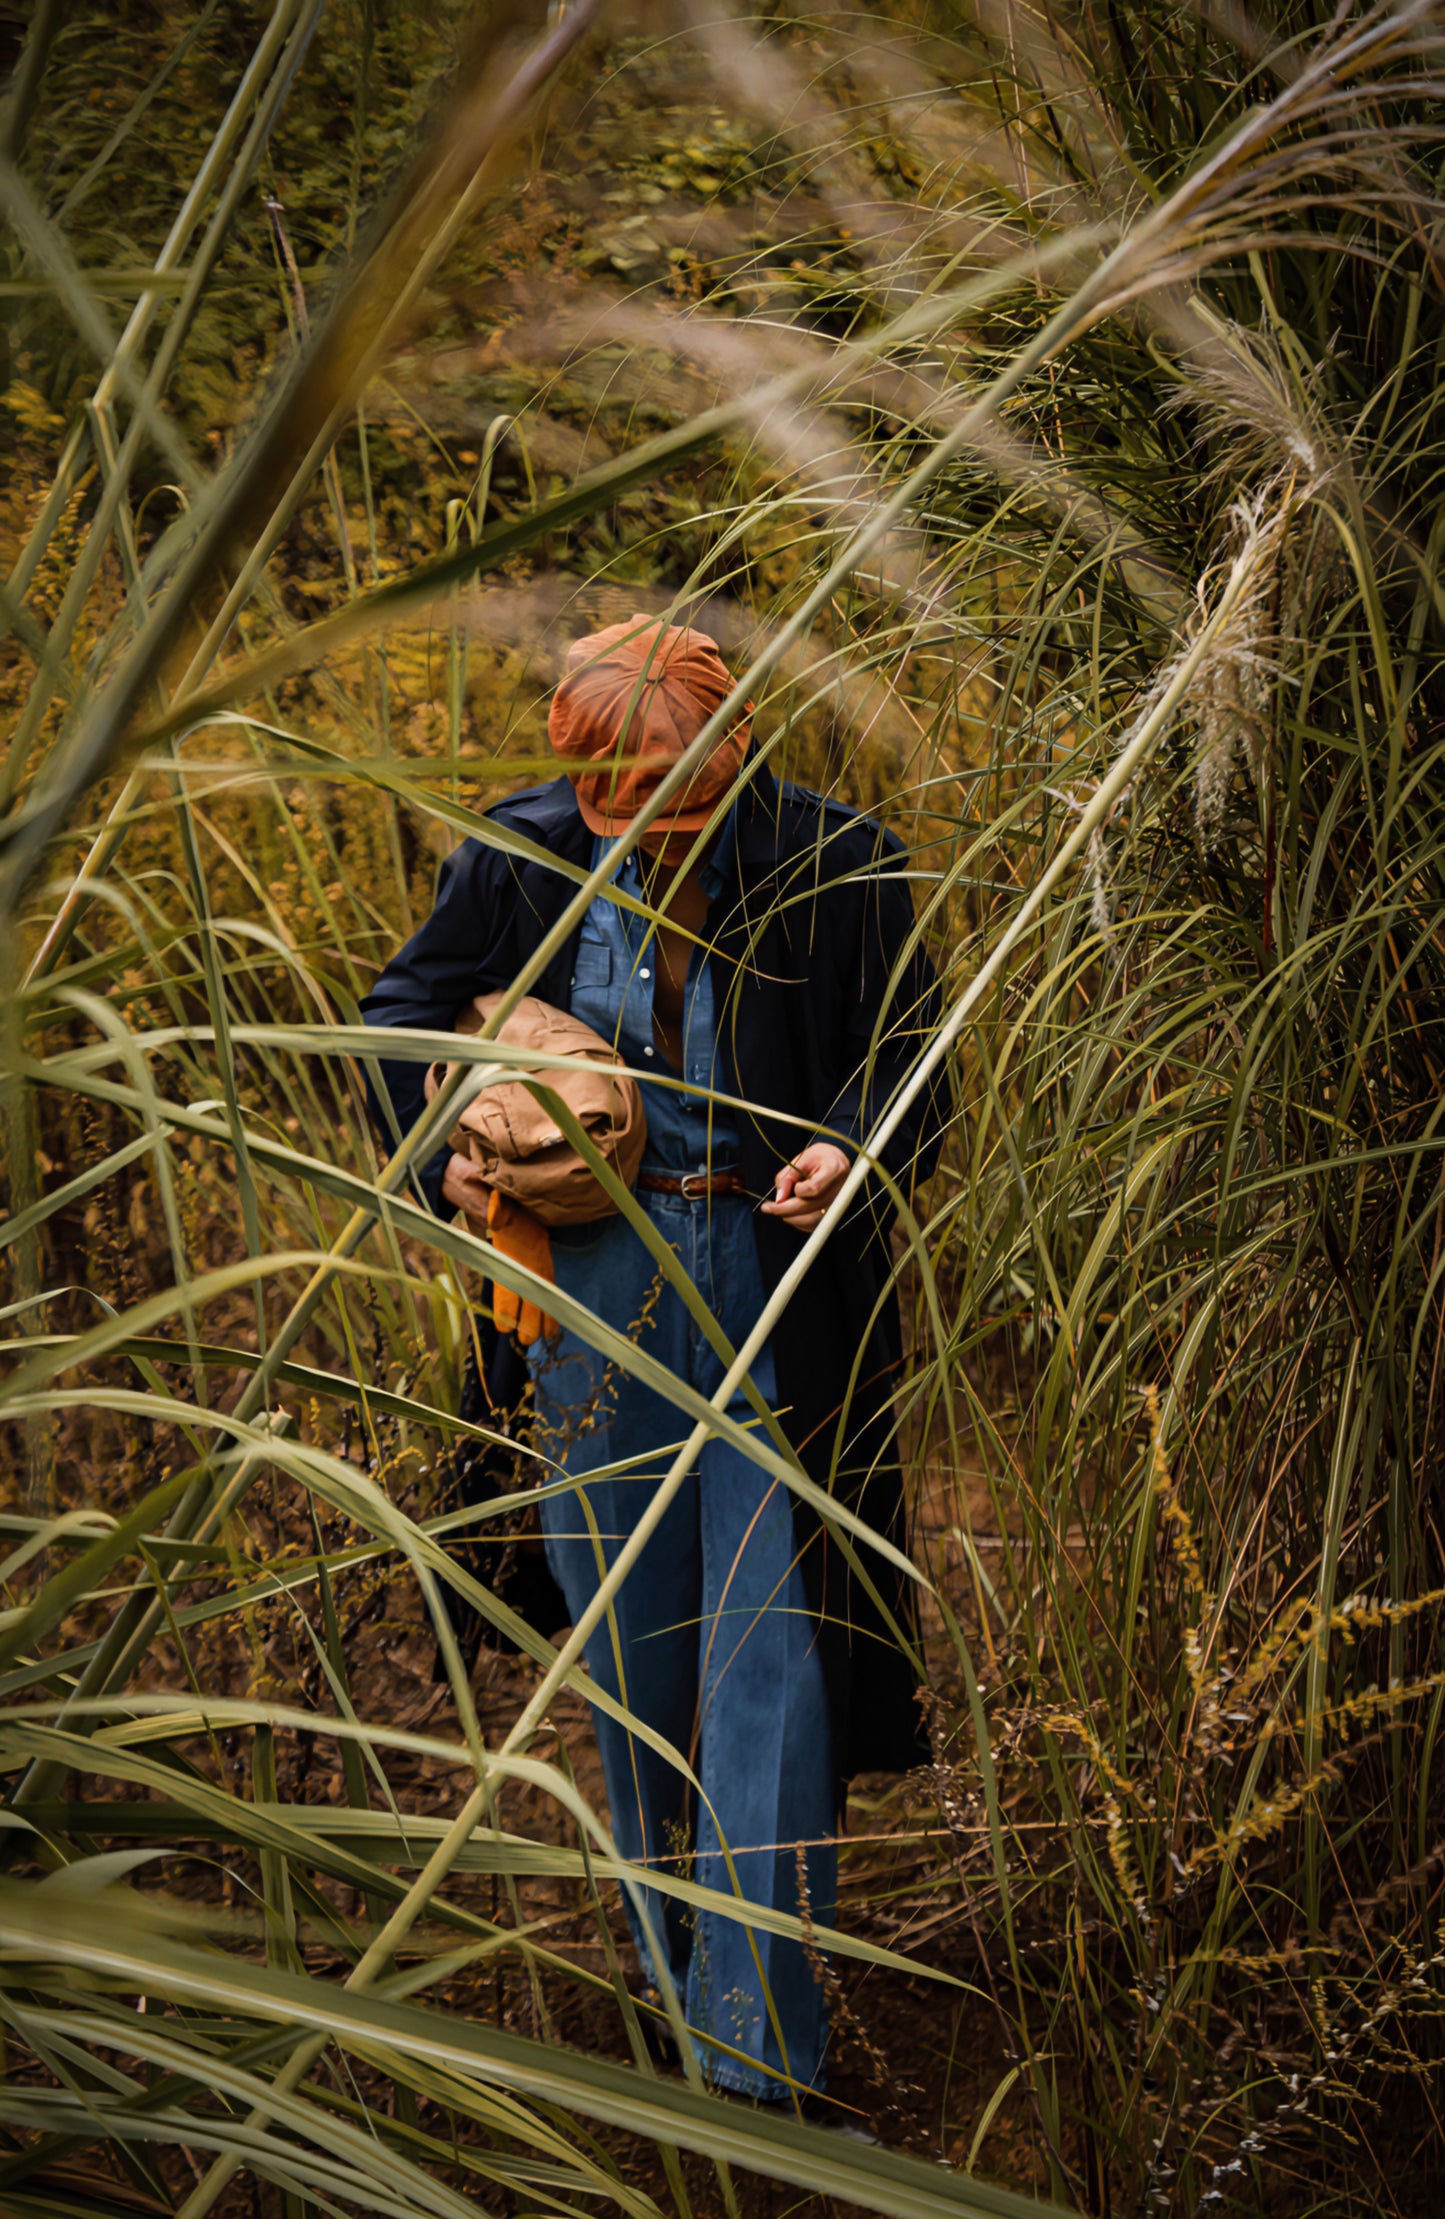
<box><xmin>594</xmin><ymin>808</ymin><xmax>738</xmax><ymax>897</ymax></box>
<box><xmin>698</xmin><ymin>807</ymin><xmax>738</xmax><ymax>899</ymax></box>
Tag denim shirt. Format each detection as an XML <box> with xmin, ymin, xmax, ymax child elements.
<box><xmin>567</xmin><ymin>822</ymin><xmax>740</xmax><ymax>1174</ymax></box>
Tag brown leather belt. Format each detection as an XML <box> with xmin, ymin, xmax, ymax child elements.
<box><xmin>637</xmin><ymin>1169</ymin><xmax>749</xmax><ymax>1200</ymax></box>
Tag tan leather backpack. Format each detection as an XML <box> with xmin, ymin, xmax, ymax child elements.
<box><xmin>424</xmin><ymin>991</ymin><xmax>647</xmax><ymax>1226</ymax></box>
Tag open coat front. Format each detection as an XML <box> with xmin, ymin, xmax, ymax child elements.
<box><xmin>361</xmin><ymin>763</ymin><xmax>951</xmax><ymax>1784</ymax></box>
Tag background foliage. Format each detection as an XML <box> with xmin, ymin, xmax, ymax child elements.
<box><xmin>1</xmin><ymin>0</ymin><xmax>1444</xmax><ymax>2214</ymax></box>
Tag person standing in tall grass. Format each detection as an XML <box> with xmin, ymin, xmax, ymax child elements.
<box><xmin>362</xmin><ymin>616</ymin><xmax>947</xmax><ymax>2108</ymax></box>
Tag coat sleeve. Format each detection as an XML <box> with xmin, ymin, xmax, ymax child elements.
<box><xmin>819</xmin><ymin>833</ymin><xmax>952</xmax><ymax>1192</ymax></box>
<box><xmin>359</xmin><ymin>838</ymin><xmax>512</xmax><ymax>1215</ymax></box>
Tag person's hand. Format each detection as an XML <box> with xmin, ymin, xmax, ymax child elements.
<box><xmin>760</xmin><ymin>1142</ymin><xmax>851</xmax><ymax>1233</ymax></box>
<box><xmin>441</xmin><ymin>1150</ymin><xmax>487</xmax><ymax>1218</ymax></box>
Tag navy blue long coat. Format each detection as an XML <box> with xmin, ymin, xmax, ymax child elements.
<box><xmin>361</xmin><ymin>760</ymin><xmax>950</xmax><ymax>1783</ymax></box>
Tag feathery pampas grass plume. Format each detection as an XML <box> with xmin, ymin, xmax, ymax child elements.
<box><xmin>1187</xmin><ymin>476</ymin><xmax>1306</xmax><ymax>846</ymax></box>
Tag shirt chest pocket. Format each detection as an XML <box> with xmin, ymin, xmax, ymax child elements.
<box><xmin>568</xmin><ymin>938</ymin><xmax>615</xmax><ymax>1039</ymax></box>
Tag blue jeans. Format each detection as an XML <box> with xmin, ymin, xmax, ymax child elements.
<box><xmin>530</xmin><ymin>1189</ymin><xmax>835</xmax><ymax>2100</ymax></box>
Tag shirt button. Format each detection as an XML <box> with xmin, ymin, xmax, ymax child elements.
<box><xmin>643</xmin><ymin>1046</ymin><xmax>654</xmax><ymax>1058</ymax></box>
<box><xmin>640</xmin><ymin>968</ymin><xmax>650</xmax><ymax>980</ymax></box>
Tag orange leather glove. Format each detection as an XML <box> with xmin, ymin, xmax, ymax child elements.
<box><xmin>485</xmin><ymin>1186</ymin><xmax>558</xmax><ymax>1346</ymax></box>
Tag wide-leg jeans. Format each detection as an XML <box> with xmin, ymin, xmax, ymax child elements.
<box><xmin>529</xmin><ymin>1187</ymin><xmax>835</xmax><ymax>2100</ymax></box>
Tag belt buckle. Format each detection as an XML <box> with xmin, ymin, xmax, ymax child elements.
<box><xmin>679</xmin><ymin>1172</ymin><xmax>709</xmax><ymax>1200</ymax></box>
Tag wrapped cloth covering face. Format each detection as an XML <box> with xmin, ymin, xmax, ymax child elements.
<box><xmin>424</xmin><ymin>990</ymin><xmax>647</xmax><ymax>1227</ymax></box>
<box><xmin>548</xmin><ymin>613</ymin><xmax>750</xmax><ymax>836</ymax></box>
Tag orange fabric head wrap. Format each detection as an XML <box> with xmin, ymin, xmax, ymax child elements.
<box><xmin>547</xmin><ymin>614</ymin><xmax>749</xmax><ymax>835</ymax></box>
